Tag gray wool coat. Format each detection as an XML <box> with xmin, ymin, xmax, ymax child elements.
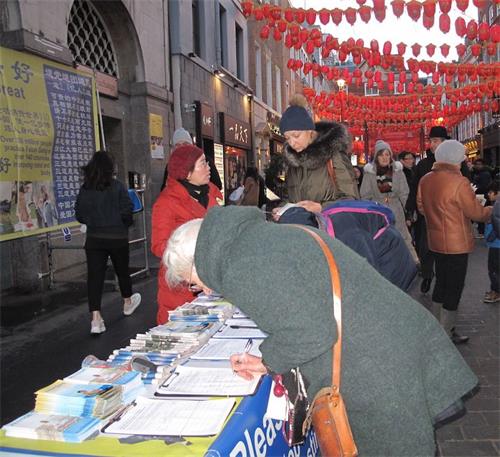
<box><xmin>361</xmin><ymin>161</ymin><xmax>416</xmax><ymax>257</ymax></box>
<box><xmin>195</xmin><ymin>206</ymin><xmax>477</xmax><ymax>457</ymax></box>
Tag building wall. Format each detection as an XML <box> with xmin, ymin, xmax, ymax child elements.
<box><xmin>0</xmin><ymin>0</ymin><xmax>173</xmax><ymax>292</ymax></box>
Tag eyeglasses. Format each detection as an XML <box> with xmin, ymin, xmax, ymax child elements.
<box><xmin>194</xmin><ymin>158</ymin><xmax>209</xmax><ymax>170</ymax></box>
<box><xmin>187</xmin><ymin>262</ymin><xmax>202</xmax><ymax>293</ymax></box>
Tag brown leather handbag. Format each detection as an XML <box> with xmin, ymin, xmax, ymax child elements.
<box><xmin>297</xmin><ymin>226</ymin><xmax>358</xmax><ymax>457</ymax></box>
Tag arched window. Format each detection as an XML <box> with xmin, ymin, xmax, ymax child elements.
<box><xmin>67</xmin><ymin>0</ymin><xmax>118</xmax><ymax>77</ymax></box>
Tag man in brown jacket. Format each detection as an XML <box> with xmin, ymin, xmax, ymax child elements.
<box><xmin>417</xmin><ymin>140</ymin><xmax>492</xmax><ymax>344</ymax></box>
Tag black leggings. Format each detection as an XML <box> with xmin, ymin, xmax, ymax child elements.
<box><xmin>488</xmin><ymin>248</ymin><xmax>499</xmax><ymax>293</ymax></box>
<box><xmin>85</xmin><ymin>237</ymin><xmax>132</xmax><ymax>312</ymax></box>
<box><xmin>431</xmin><ymin>252</ymin><xmax>468</xmax><ymax>311</ymax></box>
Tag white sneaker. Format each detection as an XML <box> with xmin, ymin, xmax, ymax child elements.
<box><xmin>90</xmin><ymin>318</ymin><xmax>106</xmax><ymax>334</ymax></box>
<box><xmin>124</xmin><ymin>293</ymin><xmax>141</xmax><ymax>316</ymax></box>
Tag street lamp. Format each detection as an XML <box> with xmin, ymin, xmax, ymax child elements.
<box><xmin>336</xmin><ymin>78</ymin><xmax>347</xmax><ymax>123</ymax></box>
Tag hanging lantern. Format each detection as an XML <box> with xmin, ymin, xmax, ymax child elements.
<box><xmin>387</xmin><ymin>72</ymin><xmax>395</xmax><ymax>83</ymax></box>
<box><xmin>471</xmin><ymin>43</ymin><xmax>482</xmax><ymax>57</ymax></box>
<box><xmin>391</xmin><ymin>0</ymin><xmax>405</xmax><ymax>17</ymax></box>
<box><xmin>338</xmin><ymin>50</ymin><xmax>348</xmax><ymax>62</ymax></box>
<box><xmin>374</xmin><ymin>70</ymin><xmax>382</xmax><ymax>82</ymax></box>
<box><xmin>345</xmin><ymin>8</ymin><xmax>357</xmax><ymax>25</ymax></box>
<box><xmin>445</xmin><ymin>73</ymin><xmax>453</xmax><ymax>84</ymax></box>
<box><xmin>407</xmin><ymin>82</ymin><xmax>415</xmax><ymax>93</ymax></box>
<box><xmin>305</xmin><ymin>40</ymin><xmax>315</xmax><ymax>54</ymax></box>
<box><xmin>486</xmin><ymin>42</ymin><xmax>497</xmax><ymax>56</ymax></box>
<box><xmin>438</xmin><ymin>0</ymin><xmax>452</xmax><ymax>13</ymax></box>
<box><xmin>254</xmin><ymin>8</ymin><xmax>264</xmax><ymax>21</ymax></box>
<box><xmin>473</xmin><ymin>0</ymin><xmax>487</xmax><ymax>7</ymax></box>
<box><xmin>277</xmin><ymin>20</ymin><xmax>287</xmax><ymax>33</ymax></box>
<box><xmin>478</xmin><ymin>22</ymin><xmax>490</xmax><ymax>41</ymax></box>
<box><xmin>372</xmin><ymin>51</ymin><xmax>381</xmax><ymax>65</ymax></box>
<box><xmin>356</xmin><ymin>38</ymin><xmax>365</xmax><ymax>48</ymax></box>
<box><xmin>456</xmin><ymin>0</ymin><xmax>469</xmax><ymax>11</ymax></box>
<box><xmin>362</xmin><ymin>47</ymin><xmax>372</xmax><ymax>60</ymax></box>
<box><xmin>423</xmin><ymin>14</ymin><xmax>434</xmax><ymax>30</ymax></box>
<box><xmin>440</xmin><ymin>43</ymin><xmax>450</xmax><ymax>57</ymax></box>
<box><xmin>260</xmin><ymin>25</ymin><xmax>270</xmax><ymax>39</ymax></box>
<box><xmin>466</xmin><ymin>20</ymin><xmax>478</xmax><ymax>40</ymax></box>
<box><xmin>491</xmin><ymin>24</ymin><xmax>500</xmax><ymax>43</ymax></box>
<box><xmin>284</xmin><ymin>34</ymin><xmax>293</xmax><ymax>48</ymax></box>
<box><xmin>455</xmin><ymin>17</ymin><xmax>466</xmax><ymax>37</ymax></box>
<box><xmin>299</xmin><ymin>29</ymin><xmax>309</xmax><ymax>43</ymax></box>
<box><xmin>331</xmin><ymin>8</ymin><xmax>343</xmax><ymax>25</ymax></box>
<box><xmin>383</xmin><ymin>41</ymin><xmax>392</xmax><ymax>56</ymax></box>
<box><xmin>407</xmin><ymin>1</ymin><xmax>422</xmax><ymax>21</ymax></box>
<box><xmin>439</xmin><ymin>13</ymin><xmax>450</xmax><ymax>33</ymax></box>
<box><xmin>432</xmin><ymin>72</ymin><xmax>440</xmax><ymax>84</ymax></box>
<box><xmin>412</xmin><ymin>71</ymin><xmax>419</xmax><ymax>83</ymax></box>
<box><xmin>411</xmin><ymin>43</ymin><xmax>422</xmax><ymax>57</ymax></box>
<box><xmin>306</xmin><ymin>8</ymin><xmax>317</xmax><ymax>25</ymax></box>
<box><xmin>241</xmin><ymin>1</ymin><xmax>253</xmax><ymax>17</ymax></box>
<box><xmin>295</xmin><ymin>8</ymin><xmax>306</xmax><ymax>23</ymax></box>
<box><xmin>353</xmin><ymin>53</ymin><xmax>362</xmax><ymax>64</ymax></box>
<box><xmin>457</xmin><ymin>72</ymin><xmax>466</xmax><ymax>83</ymax></box>
<box><xmin>284</xmin><ymin>8</ymin><xmax>294</xmax><ymax>23</ymax></box>
<box><xmin>359</xmin><ymin>6</ymin><xmax>371</xmax><ymax>23</ymax></box>
<box><xmin>426</xmin><ymin>44</ymin><xmax>436</xmax><ymax>57</ymax></box>
<box><xmin>319</xmin><ymin>9</ymin><xmax>330</xmax><ymax>25</ymax></box>
<box><xmin>367</xmin><ymin>78</ymin><xmax>374</xmax><ymax>89</ymax></box>
<box><xmin>370</xmin><ymin>39</ymin><xmax>379</xmax><ymax>52</ymax></box>
<box><xmin>357</xmin><ymin>0</ymin><xmax>367</xmax><ymax>4</ymax></box>
<box><xmin>397</xmin><ymin>42</ymin><xmax>406</xmax><ymax>56</ymax></box>
<box><xmin>374</xmin><ymin>7</ymin><xmax>386</xmax><ymax>22</ymax></box>
<box><xmin>422</xmin><ymin>0</ymin><xmax>436</xmax><ymax>17</ymax></box>
<box><xmin>399</xmin><ymin>71</ymin><xmax>407</xmax><ymax>83</ymax></box>
<box><xmin>273</xmin><ymin>28</ymin><xmax>282</xmax><ymax>41</ymax></box>
<box><xmin>373</xmin><ymin>0</ymin><xmax>386</xmax><ymax>11</ymax></box>
<box><xmin>365</xmin><ymin>69</ymin><xmax>374</xmax><ymax>79</ymax></box>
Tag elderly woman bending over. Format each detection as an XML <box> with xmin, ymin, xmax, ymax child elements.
<box><xmin>163</xmin><ymin>205</ymin><xmax>477</xmax><ymax>457</ymax></box>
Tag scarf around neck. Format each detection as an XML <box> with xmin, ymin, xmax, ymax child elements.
<box><xmin>376</xmin><ymin>165</ymin><xmax>394</xmax><ymax>193</ymax></box>
<box><xmin>180</xmin><ymin>180</ymin><xmax>209</xmax><ymax>208</ymax></box>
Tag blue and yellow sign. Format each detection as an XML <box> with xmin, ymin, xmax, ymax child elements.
<box><xmin>0</xmin><ymin>46</ymin><xmax>100</xmax><ymax>241</ymax></box>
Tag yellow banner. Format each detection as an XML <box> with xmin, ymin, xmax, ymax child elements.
<box><xmin>0</xmin><ymin>46</ymin><xmax>100</xmax><ymax>241</ymax></box>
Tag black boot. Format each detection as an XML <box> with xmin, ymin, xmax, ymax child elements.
<box><xmin>451</xmin><ymin>329</ymin><xmax>469</xmax><ymax>345</ymax></box>
<box><xmin>420</xmin><ymin>277</ymin><xmax>433</xmax><ymax>294</ymax></box>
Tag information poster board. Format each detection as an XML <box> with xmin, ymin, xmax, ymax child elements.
<box><xmin>149</xmin><ymin>113</ymin><xmax>164</xmax><ymax>159</ymax></box>
<box><xmin>0</xmin><ymin>46</ymin><xmax>99</xmax><ymax>241</ymax></box>
<box><xmin>213</xmin><ymin>143</ymin><xmax>225</xmax><ymax>203</ymax></box>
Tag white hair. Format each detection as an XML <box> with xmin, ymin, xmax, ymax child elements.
<box><xmin>162</xmin><ymin>219</ymin><xmax>203</xmax><ymax>287</ymax></box>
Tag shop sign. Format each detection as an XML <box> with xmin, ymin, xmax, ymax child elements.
<box><xmin>266</xmin><ymin>112</ymin><xmax>282</xmax><ymax>137</ymax></box>
<box><xmin>221</xmin><ymin>113</ymin><xmax>250</xmax><ymax>149</ymax></box>
<box><xmin>197</xmin><ymin>102</ymin><xmax>215</xmax><ymax>139</ymax></box>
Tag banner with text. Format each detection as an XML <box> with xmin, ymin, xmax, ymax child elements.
<box><xmin>0</xmin><ymin>46</ymin><xmax>99</xmax><ymax>241</ymax></box>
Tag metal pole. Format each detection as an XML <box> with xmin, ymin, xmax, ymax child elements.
<box><xmin>95</xmin><ymin>85</ymin><xmax>106</xmax><ymax>150</ymax></box>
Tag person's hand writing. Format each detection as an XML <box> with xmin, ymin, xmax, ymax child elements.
<box><xmin>296</xmin><ymin>200</ymin><xmax>322</xmax><ymax>213</ymax></box>
<box><xmin>230</xmin><ymin>353</ymin><xmax>267</xmax><ymax>381</ymax></box>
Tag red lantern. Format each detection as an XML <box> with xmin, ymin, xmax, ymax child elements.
<box><xmin>306</xmin><ymin>8</ymin><xmax>317</xmax><ymax>25</ymax></box>
<box><xmin>445</xmin><ymin>73</ymin><xmax>453</xmax><ymax>84</ymax></box>
<box><xmin>411</xmin><ymin>43</ymin><xmax>422</xmax><ymax>57</ymax></box>
<box><xmin>440</xmin><ymin>43</ymin><xmax>450</xmax><ymax>57</ymax></box>
<box><xmin>356</xmin><ymin>0</ymin><xmax>367</xmax><ymax>5</ymax></box>
<box><xmin>359</xmin><ymin>6</ymin><xmax>371</xmax><ymax>23</ymax></box>
<box><xmin>466</xmin><ymin>20</ymin><xmax>478</xmax><ymax>40</ymax></box>
<box><xmin>412</xmin><ymin>71</ymin><xmax>419</xmax><ymax>83</ymax></box>
<box><xmin>432</xmin><ymin>72</ymin><xmax>440</xmax><ymax>84</ymax></box>
<box><xmin>471</xmin><ymin>43</ymin><xmax>482</xmax><ymax>57</ymax></box>
<box><xmin>438</xmin><ymin>0</ymin><xmax>452</xmax><ymax>13</ymax></box>
<box><xmin>295</xmin><ymin>8</ymin><xmax>306</xmax><ymax>23</ymax></box>
<box><xmin>456</xmin><ymin>43</ymin><xmax>466</xmax><ymax>57</ymax></box>
<box><xmin>373</xmin><ymin>0</ymin><xmax>386</xmax><ymax>11</ymax></box>
<box><xmin>407</xmin><ymin>1</ymin><xmax>422</xmax><ymax>21</ymax></box>
<box><xmin>491</xmin><ymin>24</ymin><xmax>500</xmax><ymax>43</ymax></box>
<box><xmin>318</xmin><ymin>9</ymin><xmax>330</xmax><ymax>25</ymax></box>
<box><xmin>486</xmin><ymin>42</ymin><xmax>497</xmax><ymax>56</ymax></box>
<box><xmin>387</xmin><ymin>72</ymin><xmax>395</xmax><ymax>83</ymax></box>
<box><xmin>338</xmin><ymin>50</ymin><xmax>347</xmax><ymax>62</ymax></box>
<box><xmin>273</xmin><ymin>28</ymin><xmax>282</xmax><ymax>41</ymax></box>
<box><xmin>374</xmin><ymin>70</ymin><xmax>382</xmax><ymax>82</ymax></box>
<box><xmin>254</xmin><ymin>8</ymin><xmax>264</xmax><ymax>21</ymax></box>
<box><xmin>426</xmin><ymin>44</ymin><xmax>436</xmax><ymax>57</ymax></box>
<box><xmin>473</xmin><ymin>0</ymin><xmax>487</xmax><ymax>7</ymax></box>
<box><xmin>277</xmin><ymin>20</ymin><xmax>287</xmax><ymax>33</ymax></box>
<box><xmin>422</xmin><ymin>0</ymin><xmax>436</xmax><ymax>17</ymax></box>
<box><xmin>370</xmin><ymin>39</ymin><xmax>379</xmax><ymax>52</ymax></box>
<box><xmin>399</xmin><ymin>71</ymin><xmax>407</xmax><ymax>83</ymax></box>
<box><xmin>423</xmin><ymin>14</ymin><xmax>434</xmax><ymax>30</ymax></box>
<box><xmin>260</xmin><ymin>26</ymin><xmax>270</xmax><ymax>39</ymax></box>
<box><xmin>383</xmin><ymin>41</ymin><xmax>392</xmax><ymax>56</ymax></box>
<box><xmin>362</xmin><ymin>48</ymin><xmax>372</xmax><ymax>60</ymax></box>
<box><xmin>241</xmin><ymin>1</ymin><xmax>253</xmax><ymax>17</ymax></box>
<box><xmin>284</xmin><ymin>8</ymin><xmax>294</xmax><ymax>23</ymax></box>
<box><xmin>391</xmin><ymin>0</ymin><xmax>405</xmax><ymax>17</ymax></box>
<box><xmin>305</xmin><ymin>40</ymin><xmax>315</xmax><ymax>54</ymax></box>
<box><xmin>396</xmin><ymin>42</ymin><xmax>406</xmax><ymax>56</ymax></box>
<box><xmin>439</xmin><ymin>13</ymin><xmax>450</xmax><ymax>33</ymax></box>
<box><xmin>331</xmin><ymin>8</ymin><xmax>343</xmax><ymax>25</ymax></box>
<box><xmin>345</xmin><ymin>8</ymin><xmax>357</xmax><ymax>25</ymax></box>
<box><xmin>455</xmin><ymin>17</ymin><xmax>466</xmax><ymax>37</ymax></box>
<box><xmin>478</xmin><ymin>22</ymin><xmax>490</xmax><ymax>41</ymax></box>
<box><xmin>374</xmin><ymin>7</ymin><xmax>386</xmax><ymax>22</ymax></box>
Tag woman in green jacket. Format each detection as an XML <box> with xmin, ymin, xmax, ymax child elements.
<box><xmin>163</xmin><ymin>206</ymin><xmax>477</xmax><ymax>457</ymax></box>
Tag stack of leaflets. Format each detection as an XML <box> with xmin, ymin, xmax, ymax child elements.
<box><xmin>146</xmin><ymin>320</ymin><xmax>223</xmax><ymax>346</ymax></box>
<box><xmin>168</xmin><ymin>300</ymin><xmax>234</xmax><ymax>322</ymax></box>
<box><xmin>2</xmin><ymin>411</ymin><xmax>101</xmax><ymax>443</ymax></box>
<box><xmin>63</xmin><ymin>367</ymin><xmax>144</xmax><ymax>403</ymax></box>
<box><xmin>35</xmin><ymin>380</ymin><xmax>122</xmax><ymax>419</ymax></box>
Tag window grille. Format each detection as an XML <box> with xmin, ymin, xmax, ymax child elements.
<box><xmin>67</xmin><ymin>0</ymin><xmax>118</xmax><ymax>77</ymax></box>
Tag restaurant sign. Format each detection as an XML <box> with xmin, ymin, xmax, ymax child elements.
<box><xmin>220</xmin><ymin>113</ymin><xmax>251</xmax><ymax>149</ymax></box>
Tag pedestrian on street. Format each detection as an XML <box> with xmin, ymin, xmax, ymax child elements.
<box><xmin>151</xmin><ymin>144</ymin><xmax>222</xmax><ymax>324</ymax></box>
<box><xmin>417</xmin><ymin>140</ymin><xmax>492</xmax><ymax>344</ymax></box>
<box><xmin>484</xmin><ymin>182</ymin><xmax>500</xmax><ymax>303</ymax></box>
<box><xmin>275</xmin><ymin>94</ymin><xmax>359</xmax><ymax>216</ymax></box>
<box><xmin>163</xmin><ymin>206</ymin><xmax>478</xmax><ymax>457</ymax></box>
<box><xmin>75</xmin><ymin>150</ymin><xmax>141</xmax><ymax>335</ymax></box>
<box><xmin>361</xmin><ymin>140</ymin><xmax>418</xmax><ymax>264</ymax></box>
<box><xmin>471</xmin><ymin>159</ymin><xmax>493</xmax><ymax>238</ymax></box>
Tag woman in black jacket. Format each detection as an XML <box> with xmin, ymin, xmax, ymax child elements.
<box><xmin>75</xmin><ymin>151</ymin><xmax>141</xmax><ymax>334</ymax></box>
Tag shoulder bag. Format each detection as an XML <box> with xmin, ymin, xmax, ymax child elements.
<box><xmin>297</xmin><ymin>225</ymin><xmax>358</xmax><ymax>457</ymax></box>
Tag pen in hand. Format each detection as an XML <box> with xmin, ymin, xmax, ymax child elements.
<box><xmin>243</xmin><ymin>338</ymin><xmax>253</xmax><ymax>354</ymax></box>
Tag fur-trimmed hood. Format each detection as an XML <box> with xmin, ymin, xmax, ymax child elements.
<box><xmin>364</xmin><ymin>161</ymin><xmax>403</xmax><ymax>174</ymax></box>
<box><xmin>283</xmin><ymin>121</ymin><xmax>351</xmax><ymax>170</ymax></box>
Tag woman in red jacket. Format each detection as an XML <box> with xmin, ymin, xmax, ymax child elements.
<box><xmin>151</xmin><ymin>144</ymin><xmax>222</xmax><ymax>324</ymax></box>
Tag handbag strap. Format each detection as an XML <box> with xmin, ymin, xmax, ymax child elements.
<box><xmin>295</xmin><ymin>225</ymin><xmax>343</xmax><ymax>391</ymax></box>
<box><xmin>327</xmin><ymin>159</ymin><xmax>339</xmax><ymax>190</ymax></box>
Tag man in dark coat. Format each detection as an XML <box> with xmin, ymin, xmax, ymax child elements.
<box><xmin>163</xmin><ymin>206</ymin><xmax>478</xmax><ymax>457</ymax></box>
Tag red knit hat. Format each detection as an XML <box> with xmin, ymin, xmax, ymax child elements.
<box><xmin>167</xmin><ymin>145</ymin><xmax>204</xmax><ymax>180</ymax></box>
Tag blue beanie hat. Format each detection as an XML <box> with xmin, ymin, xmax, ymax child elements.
<box><xmin>279</xmin><ymin>94</ymin><xmax>315</xmax><ymax>134</ymax></box>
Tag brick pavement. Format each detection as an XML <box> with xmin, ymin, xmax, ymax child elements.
<box><xmin>409</xmin><ymin>240</ymin><xmax>500</xmax><ymax>457</ymax></box>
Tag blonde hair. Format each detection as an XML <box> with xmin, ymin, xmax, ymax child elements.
<box><xmin>162</xmin><ymin>219</ymin><xmax>203</xmax><ymax>287</ymax></box>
